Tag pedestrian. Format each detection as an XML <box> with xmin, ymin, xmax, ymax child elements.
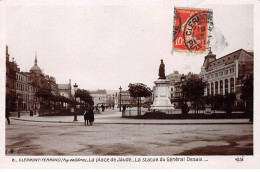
<box><xmin>30</xmin><ymin>108</ymin><xmax>33</xmax><ymax>116</ymax></box>
<box><xmin>88</xmin><ymin>107</ymin><xmax>95</xmax><ymax>125</ymax></box>
<box><xmin>84</xmin><ymin>108</ymin><xmax>89</xmax><ymax>125</ymax></box>
<box><xmin>6</xmin><ymin>106</ymin><xmax>10</xmax><ymax>125</ymax></box>
<box><xmin>101</xmin><ymin>104</ymin><xmax>105</xmax><ymax>112</ymax></box>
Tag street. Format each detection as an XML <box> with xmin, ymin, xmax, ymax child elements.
<box><xmin>5</xmin><ymin>109</ymin><xmax>253</xmax><ymax>156</ymax></box>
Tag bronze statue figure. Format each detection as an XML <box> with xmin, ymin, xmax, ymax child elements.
<box><xmin>159</xmin><ymin>59</ymin><xmax>166</xmax><ymax>79</ymax></box>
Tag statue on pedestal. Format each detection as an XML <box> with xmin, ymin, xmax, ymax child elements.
<box><xmin>159</xmin><ymin>59</ymin><xmax>166</xmax><ymax>79</ymax></box>
<box><xmin>151</xmin><ymin>59</ymin><xmax>174</xmax><ymax>111</ymax></box>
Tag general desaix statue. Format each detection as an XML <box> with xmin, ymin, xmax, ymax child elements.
<box><xmin>159</xmin><ymin>59</ymin><xmax>166</xmax><ymax>79</ymax></box>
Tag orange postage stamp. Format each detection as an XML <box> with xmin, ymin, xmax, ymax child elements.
<box><xmin>172</xmin><ymin>7</ymin><xmax>213</xmax><ymax>53</ymax></box>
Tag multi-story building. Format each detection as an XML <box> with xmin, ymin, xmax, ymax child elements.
<box><xmin>6</xmin><ymin>46</ymin><xmax>19</xmax><ymax>111</ymax></box>
<box><xmin>89</xmin><ymin>90</ymin><xmax>108</xmax><ymax>107</ymax></box>
<box><xmin>171</xmin><ymin>72</ymin><xmax>199</xmax><ymax>108</ymax></box>
<box><xmin>15</xmin><ymin>71</ymin><xmax>34</xmax><ymax>111</ymax></box>
<box><xmin>166</xmin><ymin>70</ymin><xmax>182</xmax><ymax>102</ymax></box>
<box><xmin>58</xmin><ymin>79</ymin><xmax>72</xmax><ymax>99</ymax></box>
<box><xmin>120</xmin><ymin>90</ymin><xmax>132</xmax><ymax>107</ymax></box>
<box><xmin>45</xmin><ymin>75</ymin><xmax>59</xmax><ymax>96</ymax></box>
<box><xmin>200</xmin><ymin>48</ymin><xmax>254</xmax><ymax>106</ymax></box>
<box><xmin>119</xmin><ymin>90</ymin><xmax>148</xmax><ymax>107</ymax></box>
<box><xmin>91</xmin><ymin>93</ymin><xmax>109</xmax><ymax>107</ymax></box>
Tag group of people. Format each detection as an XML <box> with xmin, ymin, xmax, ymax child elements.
<box><xmin>83</xmin><ymin>107</ymin><xmax>95</xmax><ymax>125</ymax></box>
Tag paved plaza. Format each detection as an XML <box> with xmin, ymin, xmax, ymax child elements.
<box><xmin>5</xmin><ymin>109</ymin><xmax>253</xmax><ymax>156</ymax></box>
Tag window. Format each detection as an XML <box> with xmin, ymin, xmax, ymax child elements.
<box><xmin>219</xmin><ymin>71</ymin><xmax>223</xmax><ymax>76</ymax></box>
<box><xmin>225</xmin><ymin>70</ymin><xmax>228</xmax><ymax>75</ymax></box>
<box><xmin>215</xmin><ymin>73</ymin><xmax>218</xmax><ymax>77</ymax></box>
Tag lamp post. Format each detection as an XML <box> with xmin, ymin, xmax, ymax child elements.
<box><xmin>119</xmin><ymin>86</ymin><xmax>122</xmax><ymax>112</ymax></box>
<box><xmin>73</xmin><ymin>83</ymin><xmax>78</xmax><ymax>121</ymax></box>
<box><xmin>112</xmin><ymin>94</ymin><xmax>115</xmax><ymax>110</ymax></box>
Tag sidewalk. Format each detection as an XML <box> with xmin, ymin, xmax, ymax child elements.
<box><xmin>10</xmin><ymin>111</ymin><xmax>252</xmax><ymax>125</ymax></box>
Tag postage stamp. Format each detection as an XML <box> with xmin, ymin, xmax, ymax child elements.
<box><xmin>172</xmin><ymin>7</ymin><xmax>213</xmax><ymax>53</ymax></box>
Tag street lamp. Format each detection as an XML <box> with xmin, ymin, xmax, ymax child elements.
<box><xmin>112</xmin><ymin>94</ymin><xmax>114</xmax><ymax>110</ymax></box>
<box><xmin>119</xmin><ymin>86</ymin><xmax>122</xmax><ymax>112</ymax></box>
<box><xmin>73</xmin><ymin>83</ymin><xmax>78</xmax><ymax>121</ymax></box>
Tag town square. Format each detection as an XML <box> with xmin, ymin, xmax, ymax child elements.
<box><xmin>1</xmin><ymin>0</ymin><xmax>258</xmax><ymax>169</ymax></box>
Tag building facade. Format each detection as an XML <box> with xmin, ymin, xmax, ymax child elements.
<box><xmin>200</xmin><ymin>49</ymin><xmax>254</xmax><ymax>106</ymax></box>
<box><xmin>91</xmin><ymin>93</ymin><xmax>109</xmax><ymax>107</ymax></box>
<box><xmin>15</xmin><ymin>71</ymin><xmax>34</xmax><ymax>111</ymax></box>
<box><xmin>166</xmin><ymin>70</ymin><xmax>182</xmax><ymax>103</ymax></box>
<box><xmin>6</xmin><ymin>47</ymin><xmax>67</xmax><ymax>112</ymax></box>
<box><xmin>58</xmin><ymin>79</ymin><xmax>72</xmax><ymax>99</ymax></box>
<box><xmin>6</xmin><ymin>46</ymin><xmax>19</xmax><ymax>111</ymax></box>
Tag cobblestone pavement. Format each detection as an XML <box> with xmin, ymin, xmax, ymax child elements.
<box><xmin>5</xmin><ymin>113</ymin><xmax>253</xmax><ymax>156</ymax></box>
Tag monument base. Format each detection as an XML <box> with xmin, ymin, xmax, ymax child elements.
<box><xmin>150</xmin><ymin>79</ymin><xmax>174</xmax><ymax>113</ymax></box>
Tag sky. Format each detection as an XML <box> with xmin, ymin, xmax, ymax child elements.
<box><xmin>5</xmin><ymin>0</ymin><xmax>253</xmax><ymax>91</ymax></box>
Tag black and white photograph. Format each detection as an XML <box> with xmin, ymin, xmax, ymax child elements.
<box><xmin>0</xmin><ymin>0</ymin><xmax>259</xmax><ymax>169</ymax></box>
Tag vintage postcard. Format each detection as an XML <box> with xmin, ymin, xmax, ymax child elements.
<box><xmin>0</xmin><ymin>0</ymin><xmax>259</xmax><ymax>169</ymax></box>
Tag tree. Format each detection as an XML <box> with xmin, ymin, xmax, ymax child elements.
<box><xmin>182</xmin><ymin>77</ymin><xmax>206</xmax><ymax>114</ymax></box>
<box><xmin>224</xmin><ymin>93</ymin><xmax>236</xmax><ymax>115</ymax></box>
<box><xmin>35</xmin><ymin>88</ymin><xmax>53</xmax><ymax>115</ymax></box>
<box><xmin>128</xmin><ymin>83</ymin><xmax>152</xmax><ymax>115</ymax></box>
<box><xmin>209</xmin><ymin>94</ymin><xmax>225</xmax><ymax>114</ymax></box>
<box><xmin>75</xmin><ymin>89</ymin><xmax>94</xmax><ymax>107</ymax></box>
<box><xmin>240</xmin><ymin>74</ymin><xmax>253</xmax><ymax>121</ymax></box>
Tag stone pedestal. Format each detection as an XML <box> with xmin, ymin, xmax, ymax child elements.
<box><xmin>151</xmin><ymin>79</ymin><xmax>174</xmax><ymax>111</ymax></box>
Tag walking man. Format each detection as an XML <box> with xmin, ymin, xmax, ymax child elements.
<box><xmin>6</xmin><ymin>106</ymin><xmax>10</xmax><ymax>125</ymax></box>
<box><xmin>88</xmin><ymin>107</ymin><xmax>95</xmax><ymax>125</ymax></box>
<box><xmin>84</xmin><ymin>108</ymin><xmax>89</xmax><ymax>125</ymax></box>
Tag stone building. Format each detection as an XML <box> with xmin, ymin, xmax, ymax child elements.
<box><xmin>6</xmin><ymin>46</ymin><xmax>19</xmax><ymax>111</ymax></box>
<box><xmin>166</xmin><ymin>70</ymin><xmax>182</xmax><ymax>103</ymax></box>
<box><xmin>91</xmin><ymin>92</ymin><xmax>109</xmax><ymax>107</ymax></box>
<box><xmin>200</xmin><ymin>48</ymin><xmax>254</xmax><ymax>106</ymax></box>
<box><xmin>120</xmin><ymin>90</ymin><xmax>132</xmax><ymax>107</ymax></box>
<box><xmin>15</xmin><ymin>71</ymin><xmax>34</xmax><ymax>111</ymax></box>
<box><xmin>45</xmin><ymin>75</ymin><xmax>59</xmax><ymax>96</ymax></box>
<box><xmin>58</xmin><ymin>79</ymin><xmax>73</xmax><ymax>99</ymax></box>
<box><xmin>172</xmin><ymin>72</ymin><xmax>199</xmax><ymax>108</ymax></box>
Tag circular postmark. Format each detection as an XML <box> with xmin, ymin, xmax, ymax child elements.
<box><xmin>183</xmin><ymin>11</ymin><xmax>212</xmax><ymax>52</ymax></box>
<box><xmin>173</xmin><ymin>10</ymin><xmax>181</xmax><ymax>42</ymax></box>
